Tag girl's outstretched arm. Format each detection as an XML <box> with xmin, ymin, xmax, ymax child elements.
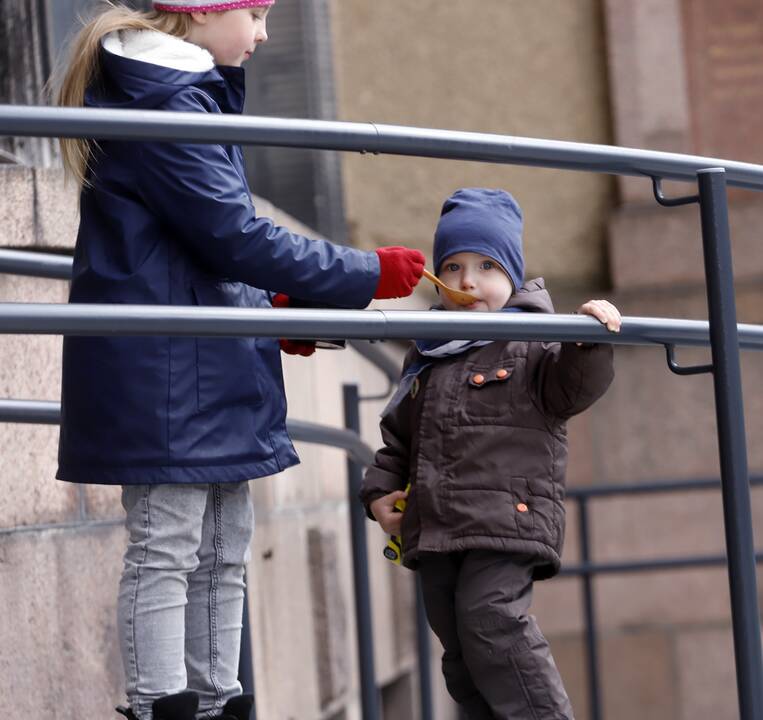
<box><xmin>133</xmin><ymin>86</ymin><xmax>419</xmax><ymax>308</ymax></box>
<box><xmin>138</xmin><ymin>129</ymin><xmax>379</xmax><ymax>308</ymax></box>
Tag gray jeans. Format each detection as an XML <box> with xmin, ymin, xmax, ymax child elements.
<box><xmin>118</xmin><ymin>482</ymin><xmax>254</xmax><ymax>720</ymax></box>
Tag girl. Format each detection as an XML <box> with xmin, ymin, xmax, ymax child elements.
<box><xmin>53</xmin><ymin>2</ymin><xmax>424</xmax><ymax>719</ymax></box>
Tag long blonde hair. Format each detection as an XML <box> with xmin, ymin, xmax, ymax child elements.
<box><xmin>53</xmin><ymin>3</ymin><xmax>192</xmax><ymax>186</ymax></box>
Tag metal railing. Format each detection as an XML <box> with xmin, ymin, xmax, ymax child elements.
<box><xmin>1</xmin><ymin>298</ymin><xmax>763</xmax><ymax>348</ymax></box>
<box><xmin>0</xmin><ymin>248</ymin><xmax>425</xmax><ymax>720</ymax></box>
<box><xmin>1</xmin><ymin>104</ymin><xmax>763</xmax><ymax>720</ymax></box>
<box><xmin>2</xmin><ymin>105</ymin><xmax>763</xmax><ymax>189</ymax></box>
<box><xmin>1</xmin><ymin>260</ymin><xmax>762</xmax><ymax>720</ymax></box>
<box><xmin>3</xmin><ymin>397</ymin><xmax>762</xmax><ymax>720</ymax></box>
<box><xmin>562</xmin><ymin>477</ymin><xmax>763</xmax><ymax>720</ymax></box>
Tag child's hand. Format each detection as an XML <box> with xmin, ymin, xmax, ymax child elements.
<box><xmin>576</xmin><ymin>299</ymin><xmax>622</xmax><ymax>334</ymax></box>
<box><xmin>370</xmin><ymin>490</ymin><xmax>408</xmax><ymax>535</ymax></box>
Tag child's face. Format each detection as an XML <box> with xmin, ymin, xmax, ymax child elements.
<box><xmin>191</xmin><ymin>7</ymin><xmax>270</xmax><ymax>67</ymax></box>
<box><xmin>438</xmin><ymin>252</ymin><xmax>513</xmax><ymax>312</ymax></box>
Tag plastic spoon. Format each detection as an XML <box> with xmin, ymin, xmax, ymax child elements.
<box><xmin>422</xmin><ymin>269</ymin><xmax>479</xmax><ymax>306</ymax></box>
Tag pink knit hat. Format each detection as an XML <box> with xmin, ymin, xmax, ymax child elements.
<box><xmin>153</xmin><ymin>0</ymin><xmax>274</xmax><ymax>11</ymax></box>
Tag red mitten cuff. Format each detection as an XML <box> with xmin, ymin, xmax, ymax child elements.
<box><xmin>273</xmin><ymin>295</ymin><xmax>315</xmax><ymax>355</ymax></box>
<box><xmin>279</xmin><ymin>339</ymin><xmax>316</xmax><ymax>357</ymax></box>
<box><xmin>373</xmin><ymin>246</ymin><xmax>425</xmax><ymax>299</ymax></box>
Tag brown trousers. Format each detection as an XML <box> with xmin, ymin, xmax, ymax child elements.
<box><xmin>418</xmin><ymin>550</ymin><xmax>574</xmax><ymax>720</ymax></box>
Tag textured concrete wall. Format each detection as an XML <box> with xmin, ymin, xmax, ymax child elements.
<box><xmin>329</xmin><ymin>0</ymin><xmax>615</xmax><ymax>291</ymax></box>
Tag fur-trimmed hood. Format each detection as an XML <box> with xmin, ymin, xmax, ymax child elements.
<box><xmin>88</xmin><ymin>28</ymin><xmax>244</xmax><ymax>112</ymax></box>
<box><xmin>102</xmin><ymin>29</ymin><xmax>215</xmax><ymax>72</ymax></box>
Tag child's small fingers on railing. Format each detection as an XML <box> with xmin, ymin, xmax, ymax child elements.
<box><xmin>576</xmin><ymin>299</ymin><xmax>622</xmax><ymax>333</ymax></box>
<box><xmin>595</xmin><ymin>300</ymin><xmax>622</xmax><ymax>332</ymax></box>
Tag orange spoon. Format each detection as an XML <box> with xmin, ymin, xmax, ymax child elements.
<box><xmin>422</xmin><ymin>269</ymin><xmax>479</xmax><ymax>306</ymax></box>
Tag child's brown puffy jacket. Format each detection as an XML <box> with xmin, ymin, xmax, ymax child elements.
<box><xmin>360</xmin><ymin>279</ymin><xmax>614</xmax><ymax>580</ymax></box>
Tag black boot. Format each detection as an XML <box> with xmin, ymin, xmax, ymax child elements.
<box><xmin>216</xmin><ymin>694</ymin><xmax>254</xmax><ymax>720</ymax></box>
<box><xmin>116</xmin><ymin>690</ymin><xmax>200</xmax><ymax>720</ymax></box>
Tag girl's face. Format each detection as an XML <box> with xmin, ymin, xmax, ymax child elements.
<box><xmin>438</xmin><ymin>252</ymin><xmax>514</xmax><ymax>312</ymax></box>
<box><xmin>189</xmin><ymin>7</ymin><xmax>270</xmax><ymax>67</ymax></box>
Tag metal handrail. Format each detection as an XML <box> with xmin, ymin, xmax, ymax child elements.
<box><xmin>2</xmin><ymin>104</ymin><xmax>763</xmax><ymax>719</ymax></box>
<box><xmin>0</xmin><ymin>302</ymin><xmax>761</xmax><ymax>350</ymax></box>
<box><xmin>566</xmin><ymin>475</ymin><xmax>763</xmax><ymax>499</ymax></box>
<box><xmin>563</xmin><ymin>474</ymin><xmax>763</xmax><ymax>720</ymax></box>
<box><xmin>2</xmin><ymin>105</ymin><xmax>763</xmax><ymax>189</ymax></box>
<box><xmin>562</xmin><ymin>473</ymin><xmax>763</xmax><ymax>576</ymax></box>
<box><xmin>0</xmin><ymin>248</ymin><xmax>73</xmax><ymax>280</ymax></box>
<box><xmin>0</xmin><ymin>249</ymin><xmax>405</xmax><ymax>384</ymax></box>
<box><xmin>0</xmin><ymin>245</ymin><xmax>757</xmax><ymax>354</ymax></box>
<box><xmin>0</xmin><ymin>399</ymin><xmax>375</xmax><ymax>467</ymax></box>
<box><xmin>3</xmin><ymin>393</ymin><xmax>760</xmax><ymax>720</ymax></box>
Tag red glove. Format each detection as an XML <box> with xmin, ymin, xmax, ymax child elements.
<box><xmin>373</xmin><ymin>246</ymin><xmax>426</xmax><ymax>299</ymax></box>
<box><xmin>280</xmin><ymin>339</ymin><xmax>317</xmax><ymax>356</ymax></box>
<box><xmin>272</xmin><ymin>293</ymin><xmax>316</xmax><ymax>357</ymax></box>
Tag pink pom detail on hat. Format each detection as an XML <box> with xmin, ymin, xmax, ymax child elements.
<box><xmin>153</xmin><ymin>0</ymin><xmax>274</xmax><ymax>11</ymax></box>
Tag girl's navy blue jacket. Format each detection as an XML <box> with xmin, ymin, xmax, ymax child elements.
<box><xmin>57</xmin><ymin>40</ymin><xmax>380</xmax><ymax>486</ymax></box>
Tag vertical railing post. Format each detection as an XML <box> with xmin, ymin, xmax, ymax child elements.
<box><xmin>697</xmin><ymin>167</ymin><xmax>763</xmax><ymax>720</ymax></box>
<box><xmin>578</xmin><ymin>497</ymin><xmax>602</xmax><ymax>720</ymax></box>
<box><xmin>344</xmin><ymin>383</ymin><xmax>382</xmax><ymax>720</ymax></box>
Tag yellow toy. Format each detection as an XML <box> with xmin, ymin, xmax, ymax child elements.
<box><xmin>383</xmin><ymin>483</ymin><xmax>411</xmax><ymax>565</ymax></box>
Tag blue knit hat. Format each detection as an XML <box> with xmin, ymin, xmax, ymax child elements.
<box><xmin>433</xmin><ymin>188</ymin><xmax>524</xmax><ymax>292</ymax></box>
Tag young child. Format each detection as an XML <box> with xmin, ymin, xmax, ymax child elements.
<box><xmin>53</xmin><ymin>3</ymin><xmax>424</xmax><ymax>719</ymax></box>
<box><xmin>360</xmin><ymin>188</ymin><xmax>620</xmax><ymax>720</ymax></box>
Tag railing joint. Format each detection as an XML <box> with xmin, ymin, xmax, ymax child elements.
<box><xmin>651</xmin><ymin>176</ymin><xmax>700</xmax><ymax>207</ymax></box>
<box><xmin>664</xmin><ymin>343</ymin><xmax>714</xmax><ymax>376</ymax></box>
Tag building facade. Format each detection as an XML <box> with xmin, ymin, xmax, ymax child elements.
<box><xmin>1</xmin><ymin>1</ymin><xmax>763</xmax><ymax>719</ymax></box>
